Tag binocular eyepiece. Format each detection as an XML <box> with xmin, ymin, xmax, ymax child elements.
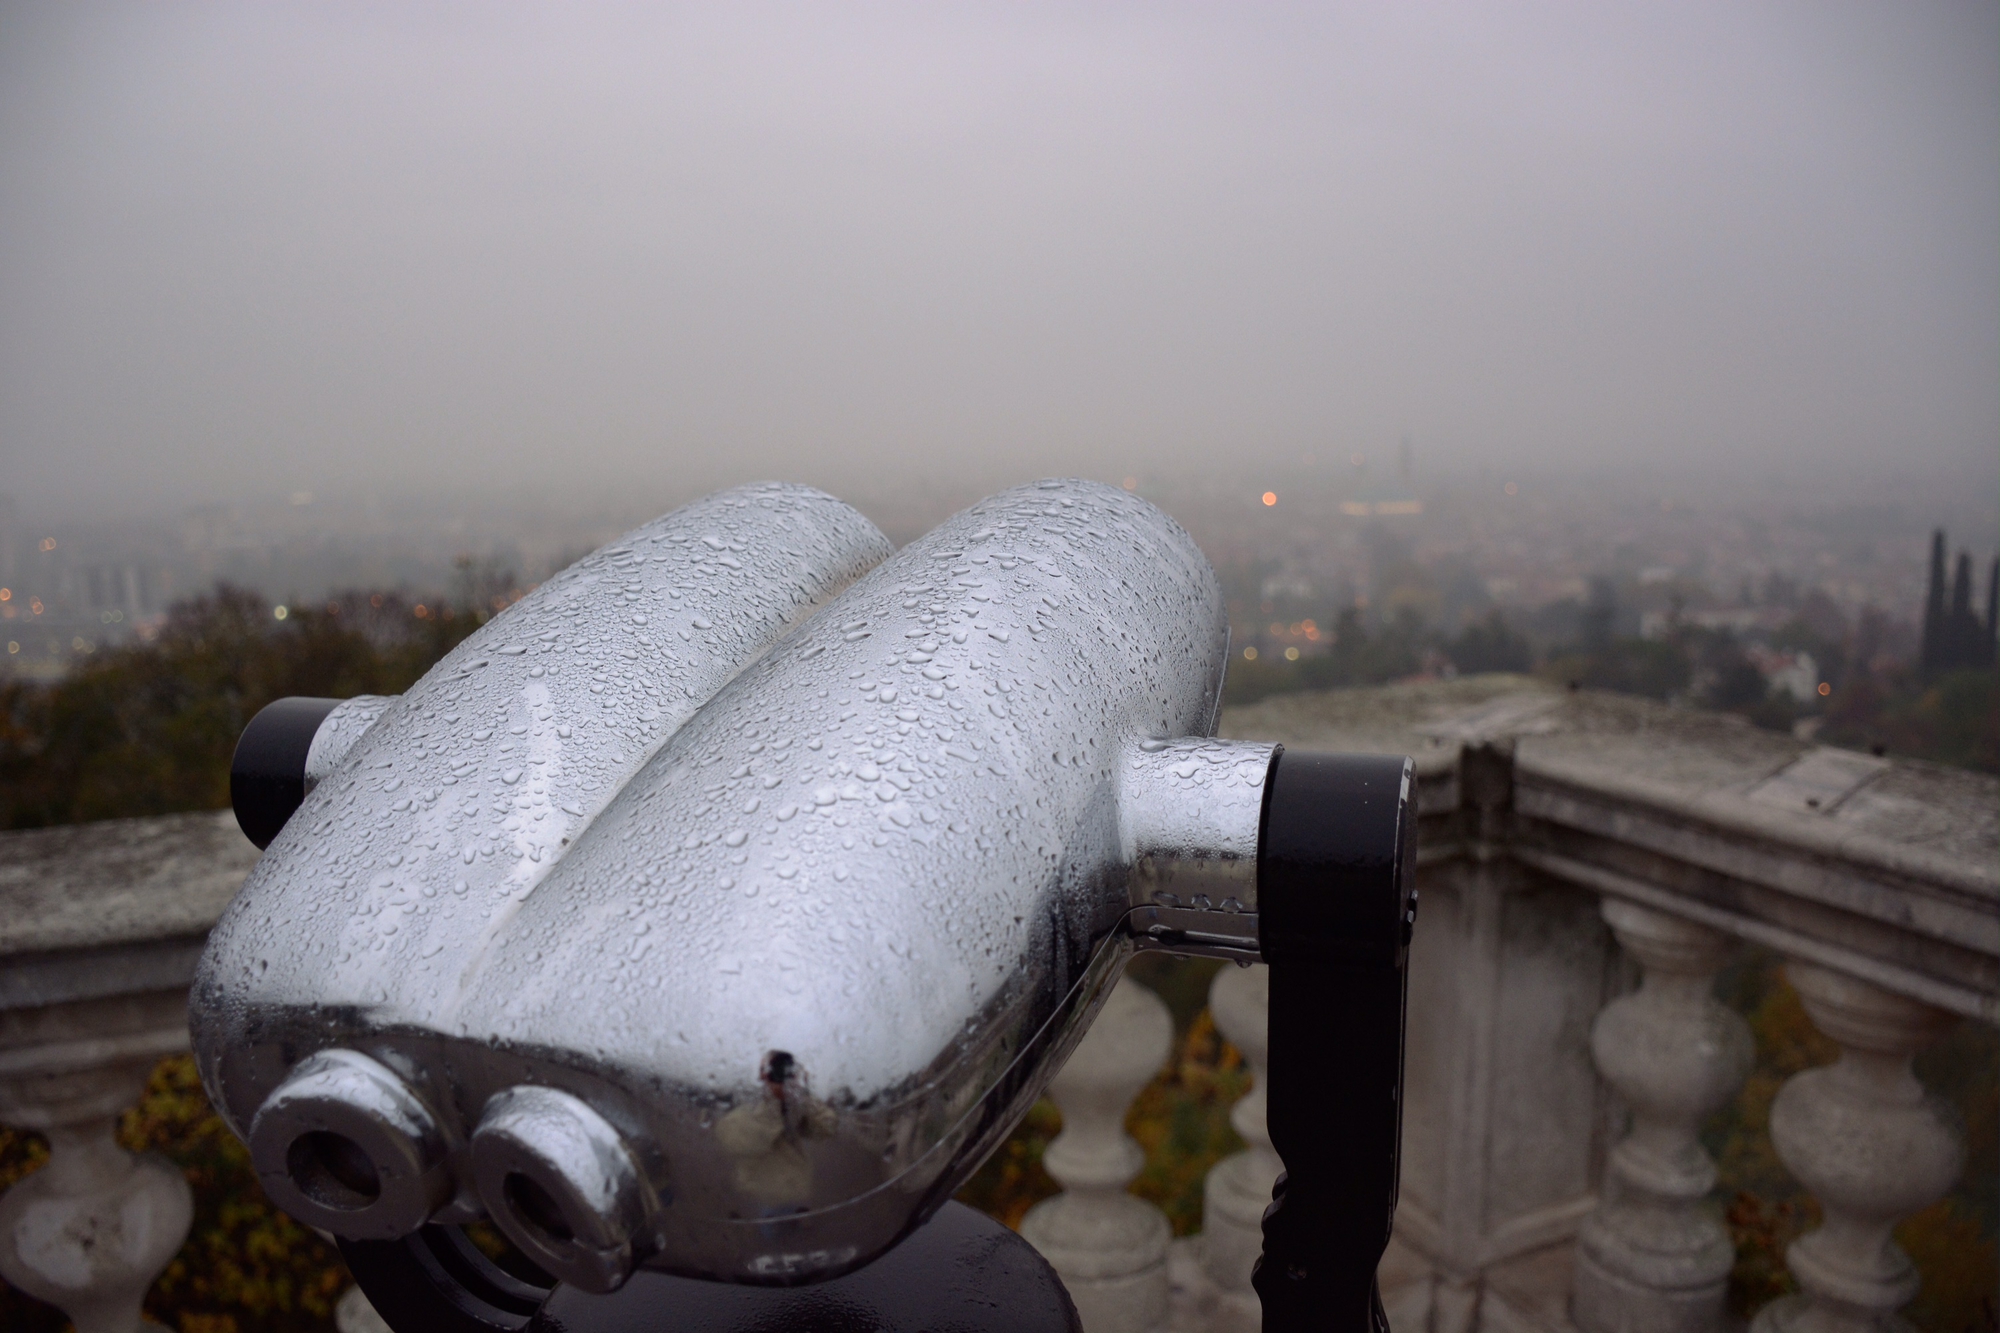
<box><xmin>196</xmin><ymin>479</ymin><xmax>1414</xmax><ymax>1319</ymax></box>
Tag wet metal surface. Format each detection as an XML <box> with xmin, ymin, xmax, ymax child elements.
<box><xmin>195</xmin><ymin>479</ymin><xmax>1264</xmax><ymax>1286</ymax></box>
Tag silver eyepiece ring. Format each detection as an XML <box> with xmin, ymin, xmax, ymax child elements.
<box><xmin>247</xmin><ymin>1048</ymin><xmax>452</xmax><ymax>1239</ymax></box>
<box><xmin>471</xmin><ymin>1085</ymin><xmax>654</xmax><ymax>1294</ymax></box>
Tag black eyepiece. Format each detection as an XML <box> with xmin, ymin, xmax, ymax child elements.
<box><xmin>231</xmin><ymin>697</ymin><xmax>342</xmax><ymax>849</ymax></box>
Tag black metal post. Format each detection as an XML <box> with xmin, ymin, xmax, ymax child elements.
<box><xmin>1253</xmin><ymin>751</ymin><xmax>1418</xmax><ymax>1333</ymax></box>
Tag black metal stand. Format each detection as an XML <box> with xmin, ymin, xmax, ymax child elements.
<box><xmin>341</xmin><ymin>1223</ymin><xmax>554</xmax><ymax>1333</ymax></box>
<box><xmin>342</xmin><ymin>1201</ymin><xmax>1080</xmax><ymax>1333</ymax></box>
<box><xmin>1252</xmin><ymin>750</ymin><xmax>1417</xmax><ymax>1333</ymax></box>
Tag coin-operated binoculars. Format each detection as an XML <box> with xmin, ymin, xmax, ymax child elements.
<box><xmin>197</xmin><ymin>479</ymin><xmax>1415</xmax><ymax>1333</ymax></box>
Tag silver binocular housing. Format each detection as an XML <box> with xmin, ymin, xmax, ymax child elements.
<box><xmin>194</xmin><ymin>479</ymin><xmax>1321</xmax><ymax>1293</ymax></box>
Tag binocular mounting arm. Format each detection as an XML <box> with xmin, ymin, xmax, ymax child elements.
<box><xmin>1116</xmin><ymin>738</ymin><xmax>1414</xmax><ymax>1333</ymax></box>
<box><xmin>1249</xmin><ymin>748</ymin><xmax>1414</xmax><ymax>1333</ymax></box>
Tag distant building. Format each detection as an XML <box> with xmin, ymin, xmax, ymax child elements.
<box><xmin>1918</xmin><ymin>529</ymin><xmax>1998</xmax><ymax>677</ymax></box>
<box><xmin>1748</xmin><ymin>647</ymin><xmax>1820</xmax><ymax>702</ymax></box>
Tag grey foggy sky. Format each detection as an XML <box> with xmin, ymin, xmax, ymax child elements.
<box><xmin>1</xmin><ymin>1</ymin><xmax>1995</xmax><ymax>518</ymax></box>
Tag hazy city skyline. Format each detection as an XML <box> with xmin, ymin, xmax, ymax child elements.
<box><xmin>2</xmin><ymin>1</ymin><xmax>1995</xmax><ymax>520</ymax></box>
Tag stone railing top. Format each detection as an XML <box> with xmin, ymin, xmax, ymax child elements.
<box><xmin>0</xmin><ymin>809</ymin><xmax>256</xmax><ymax>1012</ymax></box>
<box><xmin>1224</xmin><ymin>676</ymin><xmax>1997</xmax><ymax>894</ymax></box>
<box><xmin>1224</xmin><ymin>677</ymin><xmax>1998</xmax><ymax>1019</ymax></box>
<box><xmin>0</xmin><ymin>810</ymin><xmax>256</xmax><ymax>959</ymax></box>
<box><xmin>1517</xmin><ymin>696</ymin><xmax>1992</xmax><ymax>896</ymax></box>
<box><xmin>1222</xmin><ymin>674</ymin><xmax>1539</xmax><ymax>777</ymax></box>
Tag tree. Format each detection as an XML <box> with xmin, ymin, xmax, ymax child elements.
<box><xmin>0</xmin><ymin>584</ymin><xmax>478</xmax><ymax>829</ymax></box>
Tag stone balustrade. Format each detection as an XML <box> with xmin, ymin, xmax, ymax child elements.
<box><xmin>1023</xmin><ymin>975</ymin><xmax>1178</xmax><ymax>1333</ymax></box>
<box><xmin>1</xmin><ymin>678</ymin><xmax>1993</xmax><ymax>1333</ymax></box>
<box><xmin>0</xmin><ymin>812</ymin><xmax>256</xmax><ymax>1333</ymax></box>
<box><xmin>1571</xmin><ymin>902</ymin><xmax>1751</xmax><ymax>1333</ymax></box>
<box><xmin>1196</xmin><ymin>679</ymin><xmax>1994</xmax><ymax>1333</ymax></box>
<box><xmin>1177</xmin><ymin>960</ymin><xmax>1278</xmax><ymax>1333</ymax></box>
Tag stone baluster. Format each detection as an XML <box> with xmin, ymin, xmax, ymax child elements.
<box><xmin>1750</xmin><ymin>963</ymin><xmax>1963</xmax><ymax>1333</ymax></box>
<box><xmin>1574</xmin><ymin>900</ymin><xmax>1753</xmax><ymax>1333</ymax></box>
<box><xmin>1184</xmin><ymin>961</ymin><xmax>1276</xmax><ymax>1333</ymax></box>
<box><xmin>1022</xmin><ymin>974</ymin><xmax>1176</xmax><ymax>1333</ymax></box>
<box><xmin>0</xmin><ymin>1034</ymin><xmax>193</xmax><ymax>1333</ymax></box>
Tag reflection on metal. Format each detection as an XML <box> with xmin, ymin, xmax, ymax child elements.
<box><xmin>1121</xmin><ymin>737</ymin><xmax>1275</xmax><ymax>961</ymax></box>
<box><xmin>196</xmin><ymin>478</ymin><xmax>1270</xmax><ymax>1291</ymax></box>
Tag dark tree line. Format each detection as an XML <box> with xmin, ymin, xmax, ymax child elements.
<box><xmin>0</xmin><ymin>584</ymin><xmax>489</xmax><ymax>830</ymax></box>
<box><xmin>4</xmin><ymin>543</ymin><xmax>1994</xmax><ymax>836</ymax></box>
<box><xmin>1920</xmin><ymin>529</ymin><xmax>1998</xmax><ymax>678</ymax></box>
<box><xmin>1220</xmin><ymin>573</ymin><xmax>1995</xmax><ymax>773</ymax></box>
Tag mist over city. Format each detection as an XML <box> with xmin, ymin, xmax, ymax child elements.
<box><xmin>3</xmin><ymin>2</ymin><xmax>1995</xmax><ymax>506</ymax></box>
<box><xmin>3</xmin><ymin>2</ymin><xmax>1996</xmax><ymax>697</ymax></box>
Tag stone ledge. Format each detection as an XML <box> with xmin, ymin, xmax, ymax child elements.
<box><xmin>1223</xmin><ymin>679</ymin><xmax>1999</xmax><ymax>1020</ymax></box>
<box><xmin>0</xmin><ymin>809</ymin><xmax>256</xmax><ymax>960</ymax></box>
